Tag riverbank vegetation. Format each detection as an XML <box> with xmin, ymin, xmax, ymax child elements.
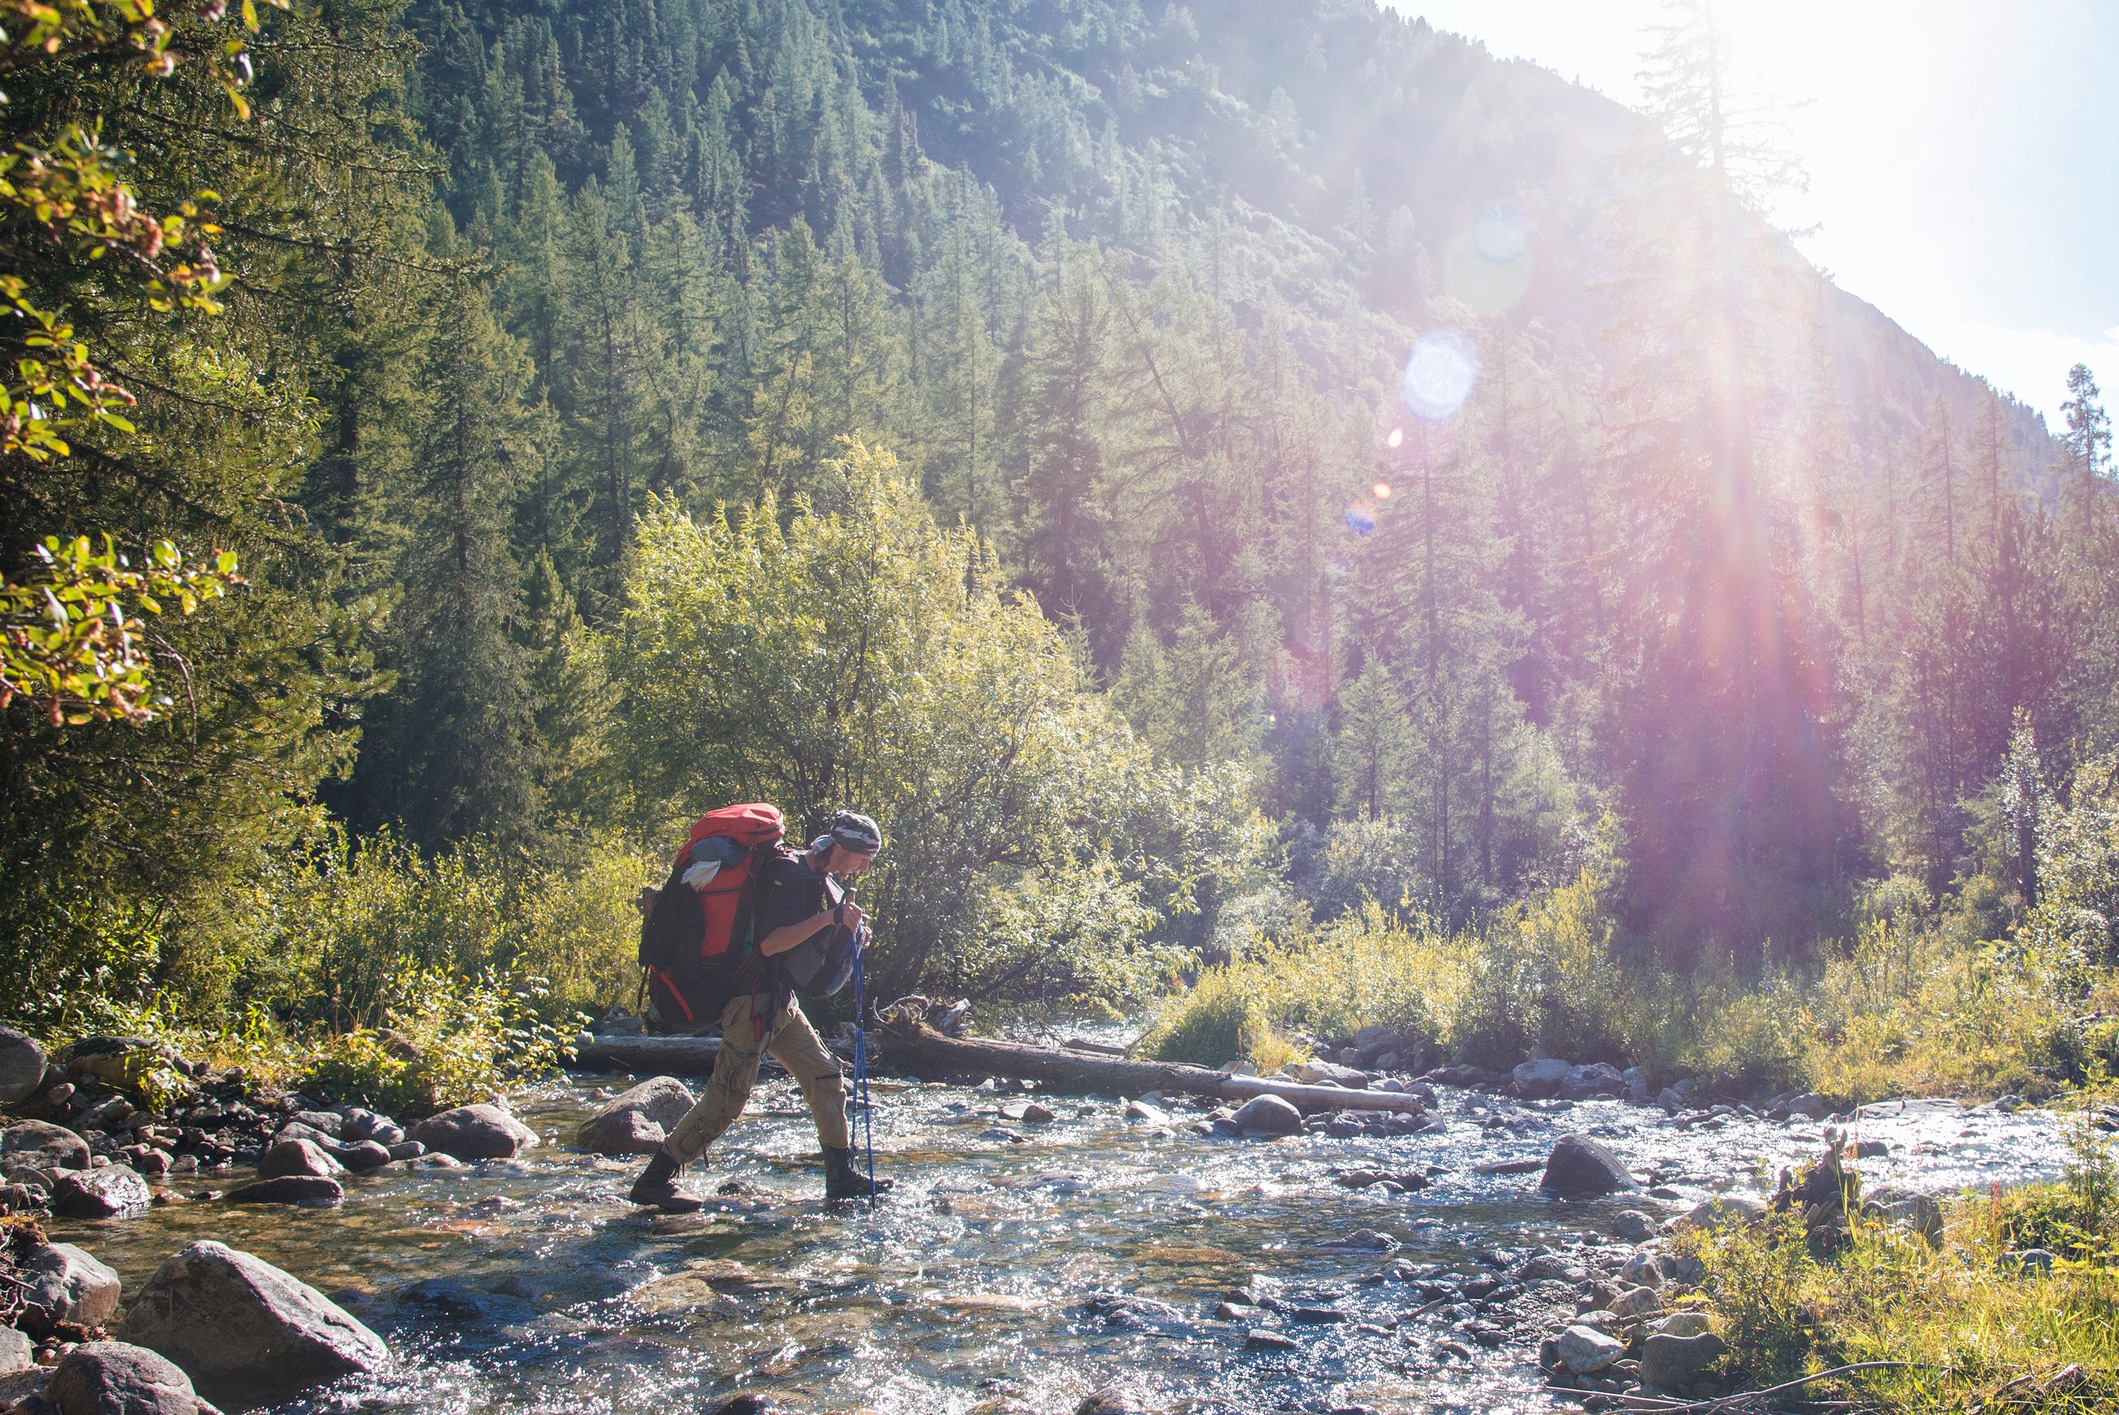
<box><xmin>5</xmin><ymin>0</ymin><xmax>2119</xmax><ymax>1124</ymax></box>
<box><xmin>1676</xmin><ymin>1129</ymin><xmax>2119</xmax><ymax>1412</ymax></box>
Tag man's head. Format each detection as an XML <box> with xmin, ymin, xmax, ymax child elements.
<box><xmin>810</xmin><ymin>810</ymin><xmax>882</xmax><ymax>876</ymax></box>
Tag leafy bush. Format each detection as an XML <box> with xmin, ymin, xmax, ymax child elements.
<box><xmin>601</xmin><ymin>442</ymin><xmax>1262</xmax><ymax>1008</ymax></box>
<box><xmin>1681</xmin><ymin>1183</ymin><xmax>2119</xmax><ymax>1412</ymax></box>
<box><xmin>238</xmin><ymin>826</ymin><xmax>656</xmax><ymax>1025</ymax></box>
<box><xmin>300</xmin><ymin>967</ymin><xmax>575</xmax><ymax>1114</ymax></box>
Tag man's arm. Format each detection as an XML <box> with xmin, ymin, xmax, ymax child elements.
<box><xmin>756</xmin><ymin>897</ymin><xmax>866</xmax><ymax>956</ymax></box>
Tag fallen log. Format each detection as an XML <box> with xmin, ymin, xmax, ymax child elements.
<box><xmin>570</xmin><ymin>1032</ymin><xmax>867</xmax><ymax>1075</ymax></box>
<box><xmin>571</xmin><ymin>1034</ymin><xmax>722</xmax><ymax>1074</ymax></box>
<box><xmin>879</xmin><ymin>1021</ymin><xmax>1425</xmax><ymax>1113</ymax></box>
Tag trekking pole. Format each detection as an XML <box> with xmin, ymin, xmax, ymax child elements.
<box><xmin>851</xmin><ymin>930</ymin><xmax>876</xmax><ymax>1193</ymax></box>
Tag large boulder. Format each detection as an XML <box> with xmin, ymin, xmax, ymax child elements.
<box><xmin>410</xmin><ymin>1103</ymin><xmax>537</xmax><ymax>1161</ymax></box>
<box><xmin>50</xmin><ymin>1167</ymin><xmax>151</xmax><ymax>1219</ymax></box>
<box><xmin>1561</xmin><ymin>1062</ymin><xmax>1627</xmax><ymax>1100</ymax></box>
<box><xmin>65</xmin><ymin>1037</ymin><xmax>173</xmax><ymax>1088</ymax></box>
<box><xmin>20</xmin><ymin>1243</ymin><xmax>123</xmax><ymax>1331</ymax></box>
<box><xmin>1290</xmin><ymin>1058</ymin><xmax>1369</xmax><ymax>1087</ymax></box>
<box><xmin>0</xmin><ymin>1028</ymin><xmax>47</xmax><ymax>1104</ymax></box>
<box><xmin>336</xmin><ymin>1109</ymin><xmax>404</xmax><ymax>1147</ymax></box>
<box><xmin>38</xmin><ymin>1342</ymin><xmax>207</xmax><ymax>1415</ymax></box>
<box><xmin>258</xmin><ymin>1139</ymin><xmax>343</xmax><ymax>1180</ymax></box>
<box><xmin>227</xmin><ymin>1176</ymin><xmax>344</xmax><ymax>1208</ymax></box>
<box><xmin>1557</xmin><ymin>1324</ymin><xmax>1625</xmax><ymax>1373</ymax></box>
<box><xmin>3</xmin><ymin>1120</ymin><xmax>91</xmax><ymax>1171</ymax></box>
<box><xmin>1230</xmin><ymin>1094</ymin><xmax>1304</xmax><ymax>1136</ymax></box>
<box><xmin>117</xmin><ymin>1240</ymin><xmax>389</xmax><ymax>1405</ymax></box>
<box><xmin>1541</xmin><ymin>1133</ymin><xmax>1636</xmax><ymax>1195</ymax></box>
<box><xmin>576</xmin><ymin>1076</ymin><xmax>694</xmax><ymax>1155</ymax></box>
<box><xmin>1640</xmin><ymin>1330</ymin><xmax>1729</xmax><ymax>1390</ymax></box>
<box><xmin>1512</xmin><ymin>1058</ymin><xmax>1573</xmax><ymax>1097</ymax></box>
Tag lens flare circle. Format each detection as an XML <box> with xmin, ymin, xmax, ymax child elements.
<box><xmin>1473</xmin><ymin>201</ymin><xmax>1529</xmax><ymax>263</ymax></box>
<box><xmin>1372</xmin><ymin>481</ymin><xmax>1393</xmax><ymax>500</ymax></box>
<box><xmin>1344</xmin><ymin>502</ymin><xmax>1377</xmax><ymax>536</ymax></box>
<box><xmin>1386</xmin><ymin>427</ymin><xmax>1404</xmax><ymax>449</ymax></box>
<box><xmin>1400</xmin><ymin>330</ymin><xmax>1479</xmax><ymax>421</ymax></box>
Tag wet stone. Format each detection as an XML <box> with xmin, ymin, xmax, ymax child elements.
<box><xmin>1243</xmin><ymin>1330</ymin><xmax>1299</xmax><ymax>1352</ymax></box>
<box><xmin>227</xmin><ymin>1175</ymin><xmax>344</xmax><ymax>1207</ymax></box>
<box><xmin>51</xmin><ymin>1167</ymin><xmax>150</xmax><ymax>1219</ymax></box>
<box><xmin>39</xmin><ymin>1341</ymin><xmax>206</xmax><ymax>1415</ymax></box>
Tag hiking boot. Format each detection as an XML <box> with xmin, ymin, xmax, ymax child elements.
<box><xmin>628</xmin><ymin>1150</ymin><xmax>704</xmax><ymax>1212</ymax></box>
<box><xmin>822</xmin><ymin>1145</ymin><xmax>892</xmax><ymax>1200</ymax></box>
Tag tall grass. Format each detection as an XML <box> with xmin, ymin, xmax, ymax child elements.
<box><xmin>1681</xmin><ymin>1135</ymin><xmax>2119</xmax><ymax>1412</ymax></box>
<box><xmin>1144</xmin><ymin>861</ymin><xmax>2098</xmax><ymax>1102</ymax></box>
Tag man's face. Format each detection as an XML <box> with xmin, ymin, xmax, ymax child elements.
<box><xmin>827</xmin><ymin>846</ymin><xmax>876</xmax><ymax>877</ymax></box>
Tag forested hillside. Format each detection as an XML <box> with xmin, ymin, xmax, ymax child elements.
<box><xmin>5</xmin><ymin>0</ymin><xmax>2115</xmax><ymax>1021</ymax></box>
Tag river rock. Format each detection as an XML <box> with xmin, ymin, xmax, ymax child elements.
<box><xmin>1865</xmin><ymin>1187</ymin><xmax>1944</xmax><ymax>1245</ymax></box>
<box><xmin>66</xmin><ymin>1037</ymin><xmax>172</xmax><ymax>1088</ymax></box>
<box><xmin>1561</xmin><ymin>1061</ymin><xmax>1626</xmax><ymax>1100</ymax></box>
<box><xmin>119</xmin><ymin>1240</ymin><xmax>389</xmax><ymax>1404</ymax></box>
<box><xmin>576</xmin><ymin>1076</ymin><xmax>694</xmax><ymax>1155</ymax></box>
<box><xmin>0</xmin><ymin>1028</ymin><xmax>47</xmax><ymax>1104</ymax></box>
<box><xmin>411</xmin><ymin>1103</ymin><xmax>537</xmax><ymax>1160</ymax></box>
<box><xmin>39</xmin><ymin>1341</ymin><xmax>209</xmax><ymax>1415</ymax></box>
<box><xmin>1613</xmin><ymin>1210</ymin><xmax>1656</xmax><ymax>1241</ymax></box>
<box><xmin>1075</xmin><ymin>1388</ymin><xmax>1150</xmax><ymax>1414</ymax></box>
<box><xmin>4</xmin><ymin>1120</ymin><xmax>91</xmax><ymax>1171</ymax></box>
<box><xmin>1122</xmin><ymin>1099</ymin><xmax>1169</xmax><ymax>1124</ymax></box>
<box><xmin>1673</xmin><ymin>1195</ymin><xmax>1764</xmax><ymax>1233</ymax></box>
<box><xmin>287</xmin><ymin>1111</ymin><xmax>342</xmax><ymax>1137</ymax></box>
<box><xmin>1515</xmin><ymin>1252</ymin><xmax>1586</xmax><ymax>1283</ymax></box>
<box><xmin>1621</xmin><ymin>1250</ymin><xmax>1664</xmax><ymax>1288</ymax></box>
<box><xmin>259</xmin><ymin>1138</ymin><xmax>343</xmax><ymax>1180</ymax></box>
<box><xmin>705</xmin><ymin>1396</ymin><xmax>792</xmax><ymax>1415</ymax></box>
<box><xmin>1613</xmin><ymin>1284</ymin><xmax>1662</xmax><ymax>1318</ymax></box>
<box><xmin>1541</xmin><ymin>1133</ymin><xmax>1635</xmax><ymax>1194</ymax></box>
<box><xmin>1291</xmin><ymin>1058</ymin><xmax>1368</xmax><ymax>1087</ymax></box>
<box><xmin>21</xmin><ymin>1243</ymin><xmax>123</xmax><ymax>1329</ymax></box>
<box><xmin>1640</xmin><ymin>1329</ymin><xmax>1728</xmax><ymax>1389</ymax></box>
<box><xmin>1231</xmin><ymin>1094</ymin><xmax>1303</xmax><ymax>1136</ymax></box>
<box><xmin>1655</xmin><ymin>1311</ymin><xmax>1713</xmax><ymax>1338</ymax></box>
<box><xmin>337</xmin><ymin>1108</ymin><xmax>404</xmax><ymax>1147</ymax></box>
<box><xmin>0</xmin><ymin>1328</ymin><xmax>30</xmax><ymax>1374</ymax></box>
<box><xmin>51</xmin><ymin>1166</ymin><xmax>151</xmax><ymax>1219</ymax></box>
<box><xmin>1557</xmin><ymin>1323</ymin><xmax>1625</xmax><ymax>1373</ymax></box>
<box><xmin>228</xmin><ymin>1175</ymin><xmax>344</xmax><ymax>1207</ymax></box>
<box><xmin>333</xmin><ymin>1140</ymin><xmax>392</xmax><ymax>1172</ymax></box>
<box><xmin>1512</xmin><ymin>1058</ymin><xmax>1572</xmax><ymax>1097</ymax></box>
<box><xmin>1783</xmin><ymin>1092</ymin><xmax>1831</xmax><ymax>1120</ymax></box>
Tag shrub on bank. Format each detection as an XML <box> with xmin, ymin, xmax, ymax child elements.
<box><xmin>1681</xmin><ymin>1138</ymin><xmax>2119</xmax><ymax>1411</ymax></box>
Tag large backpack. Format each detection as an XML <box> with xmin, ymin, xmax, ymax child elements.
<box><xmin>639</xmin><ymin>803</ymin><xmax>786</xmax><ymax>1030</ymax></box>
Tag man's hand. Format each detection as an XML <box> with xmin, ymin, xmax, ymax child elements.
<box><xmin>837</xmin><ymin>899</ymin><xmax>866</xmax><ymax>936</ymax></box>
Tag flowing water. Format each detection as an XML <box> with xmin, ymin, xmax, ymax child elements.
<box><xmin>44</xmin><ymin>1065</ymin><xmax>2076</xmax><ymax>1415</ymax></box>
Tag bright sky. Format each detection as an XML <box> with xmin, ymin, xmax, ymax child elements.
<box><xmin>1390</xmin><ymin>0</ymin><xmax>2119</xmax><ymax>430</ymax></box>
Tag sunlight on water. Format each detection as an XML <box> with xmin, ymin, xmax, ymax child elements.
<box><xmin>41</xmin><ymin>1072</ymin><xmax>2074</xmax><ymax>1415</ymax></box>
<box><xmin>1400</xmin><ymin>332</ymin><xmax>1479</xmax><ymax>421</ymax></box>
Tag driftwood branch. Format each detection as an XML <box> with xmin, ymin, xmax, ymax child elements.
<box><xmin>571</xmin><ymin>1023</ymin><xmax>1429</xmax><ymax>1113</ymax></box>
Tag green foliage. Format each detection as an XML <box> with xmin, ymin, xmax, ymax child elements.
<box><xmin>239</xmin><ymin>826</ymin><xmax>654</xmax><ymax>1026</ymax></box>
<box><xmin>602</xmin><ymin>441</ymin><xmax>1231</xmax><ymax>1007</ymax></box>
<box><xmin>1142</xmin><ymin>861</ymin><xmax>1631</xmax><ymax>1070</ymax></box>
<box><xmin>1681</xmin><ymin>1185</ymin><xmax>2119</xmax><ymax>1412</ymax></box>
<box><xmin>0</xmin><ymin>534</ymin><xmax>240</xmax><ymax>724</ymax></box>
<box><xmin>300</xmin><ymin>967</ymin><xmax>574</xmax><ymax>1113</ymax></box>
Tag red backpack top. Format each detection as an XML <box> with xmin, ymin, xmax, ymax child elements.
<box><xmin>677</xmin><ymin>802</ymin><xmax>786</xmax><ymax>962</ymax></box>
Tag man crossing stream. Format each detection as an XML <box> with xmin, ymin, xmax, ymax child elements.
<box><xmin>629</xmin><ymin>808</ymin><xmax>892</xmax><ymax>1210</ymax></box>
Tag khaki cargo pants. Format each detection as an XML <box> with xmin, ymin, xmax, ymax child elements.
<box><xmin>661</xmin><ymin>992</ymin><xmax>849</xmax><ymax>1162</ymax></box>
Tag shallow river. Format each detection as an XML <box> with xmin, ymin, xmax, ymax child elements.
<box><xmin>46</xmin><ymin>1069</ymin><xmax>2076</xmax><ymax>1415</ymax></box>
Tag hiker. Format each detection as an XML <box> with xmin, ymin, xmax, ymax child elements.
<box><xmin>629</xmin><ymin>809</ymin><xmax>891</xmax><ymax>1210</ymax></box>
